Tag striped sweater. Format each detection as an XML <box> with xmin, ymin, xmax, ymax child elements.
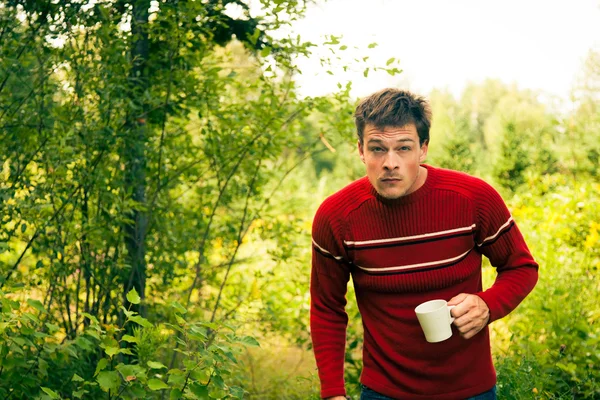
<box><xmin>310</xmin><ymin>164</ymin><xmax>538</xmax><ymax>399</ymax></box>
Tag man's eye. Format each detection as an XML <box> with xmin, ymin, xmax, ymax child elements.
<box><xmin>400</xmin><ymin>146</ymin><xmax>411</xmax><ymax>151</ymax></box>
<box><xmin>370</xmin><ymin>147</ymin><xmax>384</xmax><ymax>152</ymax></box>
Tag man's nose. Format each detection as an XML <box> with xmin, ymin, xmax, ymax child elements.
<box><xmin>383</xmin><ymin>151</ymin><xmax>400</xmax><ymax>171</ymax></box>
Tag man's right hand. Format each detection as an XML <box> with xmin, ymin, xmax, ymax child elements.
<box><xmin>325</xmin><ymin>397</ymin><xmax>347</xmax><ymax>400</ymax></box>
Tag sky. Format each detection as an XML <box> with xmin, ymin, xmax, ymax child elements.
<box><xmin>289</xmin><ymin>0</ymin><xmax>600</xmax><ymax>101</ymax></box>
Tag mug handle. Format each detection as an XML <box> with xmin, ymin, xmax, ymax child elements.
<box><xmin>448</xmin><ymin>305</ymin><xmax>456</xmax><ymax>324</ymax></box>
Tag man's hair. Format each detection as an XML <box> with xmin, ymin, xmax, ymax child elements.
<box><xmin>354</xmin><ymin>88</ymin><xmax>432</xmax><ymax>146</ymax></box>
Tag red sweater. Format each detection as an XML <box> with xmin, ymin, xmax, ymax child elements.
<box><xmin>310</xmin><ymin>165</ymin><xmax>538</xmax><ymax>399</ymax></box>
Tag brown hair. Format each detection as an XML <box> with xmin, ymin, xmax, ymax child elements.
<box><xmin>354</xmin><ymin>88</ymin><xmax>432</xmax><ymax>146</ymax></box>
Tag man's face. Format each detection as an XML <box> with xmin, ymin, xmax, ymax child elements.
<box><xmin>358</xmin><ymin>123</ymin><xmax>428</xmax><ymax>199</ymax></box>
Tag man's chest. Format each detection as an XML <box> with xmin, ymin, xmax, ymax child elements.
<box><xmin>344</xmin><ymin>199</ymin><xmax>479</xmax><ymax>280</ymax></box>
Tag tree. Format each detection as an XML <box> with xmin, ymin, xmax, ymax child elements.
<box><xmin>0</xmin><ymin>1</ymin><xmax>363</xmax><ymax>397</ymax></box>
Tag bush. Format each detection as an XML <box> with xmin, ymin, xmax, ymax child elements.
<box><xmin>0</xmin><ymin>289</ymin><xmax>259</xmax><ymax>399</ymax></box>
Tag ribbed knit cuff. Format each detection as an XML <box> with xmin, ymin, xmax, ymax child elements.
<box><xmin>475</xmin><ymin>291</ymin><xmax>498</xmax><ymax>324</ymax></box>
<box><xmin>321</xmin><ymin>385</ymin><xmax>346</xmax><ymax>399</ymax></box>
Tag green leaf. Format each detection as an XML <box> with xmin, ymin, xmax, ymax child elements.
<box><xmin>126</xmin><ymin>288</ymin><xmax>140</xmax><ymax>305</ymax></box>
<box><xmin>170</xmin><ymin>388</ymin><xmax>183</xmax><ymax>400</ymax></box>
<box><xmin>368</xmin><ymin>42</ymin><xmax>378</xmax><ymax>49</ymax></box>
<box><xmin>167</xmin><ymin>369</ymin><xmax>186</xmax><ymax>386</ymax></box>
<box><xmin>73</xmin><ymin>389</ymin><xmax>87</xmax><ymax>399</ymax></box>
<box><xmin>148</xmin><ymin>378</ymin><xmax>169</xmax><ymax>390</ymax></box>
<box><xmin>212</xmin><ymin>374</ymin><xmax>225</xmax><ymax>389</ymax></box>
<box><xmin>45</xmin><ymin>322</ymin><xmax>60</xmax><ymax>333</ymax></box>
<box><xmin>116</xmin><ymin>363</ymin><xmax>146</xmax><ymax>380</ymax></box>
<box><xmin>22</xmin><ymin>312</ymin><xmax>39</xmax><ymax>323</ymax></box>
<box><xmin>386</xmin><ymin>67</ymin><xmax>401</xmax><ymax>76</ymax></box>
<box><xmin>82</xmin><ymin>313</ymin><xmax>99</xmax><ymax>325</ymax></box>
<box><xmin>170</xmin><ymin>301</ymin><xmax>187</xmax><ymax>314</ymax></box>
<box><xmin>189</xmin><ymin>383</ymin><xmax>209</xmax><ymax>399</ymax></box>
<box><xmin>164</xmin><ymin>323</ymin><xmax>185</xmax><ymax>334</ymax></box>
<box><xmin>41</xmin><ymin>387</ymin><xmax>60</xmax><ymax>399</ymax></box>
<box><xmin>229</xmin><ymin>386</ymin><xmax>244</xmax><ymax>399</ymax></box>
<box><xmin>105</xmin><ymin>346</ymin><xmax>120</xmax><ymax>358</ymax></box>
<box><xmin>72</xmin><ymin>374</ymin><xmax>85</xmax><ymax>382</ymax></box>
<box><xmin>260</xmin><ymin>47</ymin><xmax>271</xmax><ymax>57</ymax></box>
<box><xmin>239</xmin><ymin>336</ymin><xmax>260</xmax><ymax>347</ymax></box>
<box><xmin>386</xmin><ymin>57</ymin><xmax>396</xmax><ymax>66</ymax></box>
<box><xmin>120</xmin><ymin>306</ymin><xmax>134</xmax><ymax>318</ymax></box>
<box><xmin>95</xmin><ymin>358</ymin><xmax>109</xmax><ymax>376</ymax></box>
<box><xmin>129</xmin><ymin>315</ymin><xmax>153</xmax><ymax>328</ymax></box>
<box><xmin>97</xmin><ymin>370</ymin><xmax>120</xmax><ymax>392</ymax></box>
<box><xmin>209</xmin><ymin>388</ymin><xmax>227</xmax><ymax>399</ymax></box>
<box><xmin>325</xmin><ymin>35</ymin><xmax>340</xmax><ymax>45</ymax></box>
<box><xmin>198</xmin><ymin>321</ymin><xmax>218</xmax><ymax>330</ymax></box>
<box><xmin>339</xmin><ymin>45</ymin><xmax>347</xmax><ymax>50</ymax></box>
<box><xmin>363</xmin><ymin>68</ymin><xmax>369</xmax><ymax>78</ymax></box>
<box><xmin>148</xmin><ymin>361</ymin><xmax>167</xmax><ymax>369</ymax></box>
<box><xmin>190</xmin><ymin>369</ymin><xmax>210</xmax><ymax>383</ymax></box>
<box><xmin>175</xmin><ymin>315</ymin><xmax>187</xmax><ymax>326</ymax></box>
<box><xmin>26</xmin><ymin>298</ymin><xmax>46</xmax><ymax>313</ymax></box>
<box><xmin>121</xmin><ymin>334</ymin><xmax>138</xmax><ymax>343</ymax></box>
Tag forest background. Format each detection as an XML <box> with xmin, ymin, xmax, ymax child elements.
<box><xmin>0</xmin><ymin>0</ymin><xmax>599</xmax><ymax>399</ymax></box>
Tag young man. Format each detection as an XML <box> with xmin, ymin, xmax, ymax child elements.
<box><xmin>310</xmin><ymin>89</ymin><xmax>538</xmax><ymax>400</ymax></box>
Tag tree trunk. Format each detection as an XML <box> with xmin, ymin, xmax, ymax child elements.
<box><xmin>123</xmin><ymin>0</ymin><xmax>150</xmax><ymax>317</ymax></box>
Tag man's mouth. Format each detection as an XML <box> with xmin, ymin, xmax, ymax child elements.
<box><xmin>381</xmin><ymin>177</ymin><xmax>401</xmax><ymax>182</ymax></box>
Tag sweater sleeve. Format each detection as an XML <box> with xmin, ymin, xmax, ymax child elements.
<box><xmin>310</xmin><ymin>202</ymin><xmax>351</xmax><ymax>399</ymax></box>
<box><xmin>472</xmin><ymin>181</ymin><xmax>539</xmax><ymax>323</ymax></box>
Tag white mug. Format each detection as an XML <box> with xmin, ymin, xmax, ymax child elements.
<box><xmin>415</xmin><ymin>299</ymin><xmax>456</xmax><ymax>343</ymax></box>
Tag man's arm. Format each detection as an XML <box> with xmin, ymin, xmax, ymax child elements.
<box><xmin>310</xmin><ymin>206</ymin><xmax>351</xmax><ymax>399</ymax></box>
<box><xmin>471</xmin><ymin>180</ymin><xmax>538</xmax><ymax>323</ymax></box>
<box><xmin>449</xmin><ymin>181</ymin><xmax>538</xmax><ymax>337</ymax></box>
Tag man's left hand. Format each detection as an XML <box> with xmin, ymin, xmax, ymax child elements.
<box><xmin>448</xmin><ymin>293</ymin><xmax>490</xmax><ymax>339</ymax></box>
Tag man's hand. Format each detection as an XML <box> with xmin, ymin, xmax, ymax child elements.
<box><xmin>448</xmin><ymin>293</ymin><xmax>490</xmax><ymax>339</ymax></box>
<box><xmin>325</xmin><ymin>397</ymin><xmax>347</xmax><ymax>400</ymax></box>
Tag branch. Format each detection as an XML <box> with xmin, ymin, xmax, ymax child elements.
<box><xmin>209</xmin><ymin>138</ymin><xmax>268</xmax><ymax>323</ymax></box>
<box><xmin>0</xmin><ymin>149</ymin><xmax>106</xmax><ymax>289</ymax></box>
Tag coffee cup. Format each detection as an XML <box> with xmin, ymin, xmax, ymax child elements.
<box><xmin>415</xmin><ymin>299</ymin><xmax>456</xmax><ymax>343</ymax></box>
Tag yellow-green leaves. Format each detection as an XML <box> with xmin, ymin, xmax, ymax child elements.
<box><xmin>97</xmin><ymin>370</ymin><xmax>120</xmax><ymax>392</ymax></box>
<box><xmin>126</xmin><ymin>288</ymin><xmax>141</xmax><ymax>305</ymax></box>
<box><xmin>147</xmin><ymin>361</ymin><xmax>168</xmax><ymax>370</ymax></box>
<box><xmin>147</xmin><ymin>378</ymin><xmax>169</xmax><ymax>391</ymax></box>
<box><xmin>41</xmin><ymin>387</ymin><xmax>60</xmax><ymax>399</ymax></box>
<box><xmin>26</xmin><ymin>299</ymin><xmax>46</xmax><ymax>314</ymax></box>
<box><xmin>129</xmin><ymin>315</ymin><xmax>153</xmax><ymax>328</ymax></box>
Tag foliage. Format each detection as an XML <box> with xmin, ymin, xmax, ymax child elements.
<box><xmin>0</xmin><ymin>289</ymin><xmax>257</xmax><ymax>399</ymax></box>
<box><xmin>491</xmin><ymin>177</ymin><xmax>600</xmax><ymax>399</ymax></box>
<box><xmin>1</xmin><ymin>0</ymin><xmax>599</xmax><ymax>398</ymax></box>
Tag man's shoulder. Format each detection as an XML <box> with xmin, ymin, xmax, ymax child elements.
<box><xmin>431</xmin><ymin>166</ymin><xmax>499</xmax><ymax>201</ymax></box>
<box><xmin>315</xmin><ymin>176</ymin><xmax>373</xmax><ymax>222</ymax></box>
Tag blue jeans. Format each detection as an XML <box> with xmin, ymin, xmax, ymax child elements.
<box><xmin>360</xmin><ymin>384</ymin><xmax>497</xmax><ymax>400</ymax></box>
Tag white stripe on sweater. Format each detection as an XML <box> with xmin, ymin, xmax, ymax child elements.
<box><xmin>477</xmin><ymin>216</ymin><xmax>513</xmax><ymax>246</ymax></box>
<box><xmin>344</xmin><ymin>224</ymin><xmax>476</xmax><ymax>247</ymax></box>
<box><xmin>355</xmin><ymin>249</ymin><xmax>472</xmax><ymax>273</ymax></box>
<box><xmin>312</xmin><ymin>238</ymin><xmax>344</xmax><ymax>260</ymax></box>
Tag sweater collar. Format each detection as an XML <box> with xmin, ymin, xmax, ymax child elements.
<box><xmin>368</xmin><ymin>164</ymin><xmax>437</xmax><ymax>206</ymax></box>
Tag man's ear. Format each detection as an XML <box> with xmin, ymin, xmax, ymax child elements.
<box><xmin>419</xmin><ymin>141</ymin><xmax>429</xmax><ymax>163</ymax></box>
<box><xmin>357</xmin><ymin>140</ymin><xmax>365</xmax><ymax>163</ymax></box>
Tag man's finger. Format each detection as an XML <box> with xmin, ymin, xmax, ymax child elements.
<box><xmin>453</xmin><ymin>315</ymin><xmax>475</xmax><ymax>329</ymax></box>
<box><xmin>455</xmin><ymin>319</ymin><xmax>477</xmax><ymax>334</ymax></box>
<box><xmin>460</xmin><ymin>327</ymin><xmax>482</xmax><ymax>340</ymax></box>
<box><xmin>453</xmin><ymin>307</ymin><xmax>488</xmax><ymax>327</ymax></box>
<box><xmin>450</xmin><ymin>295</ymin><xmax>475</xmax><ymax>318</ymax></box>
<box><xmin>448</xmin><ymin>293</ymin><xmax>469</xmax><ymax>307</ymax></box>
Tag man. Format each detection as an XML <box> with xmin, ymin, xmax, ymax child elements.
<box><xmin>310</xmin><ymin>88</ymin><xmax>538</xmax><ymax>400</ymax></box>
